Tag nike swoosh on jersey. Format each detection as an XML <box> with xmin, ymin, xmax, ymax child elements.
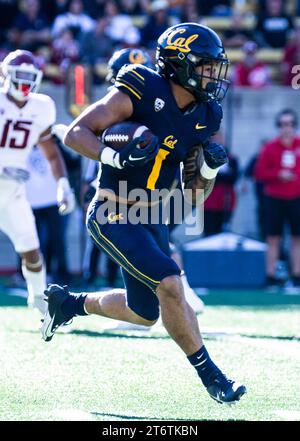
<box><xmin>128</xmin><ymin>154</ymin><xmax>147</xmax><ymax>161</ymax></box>
<box><xmin>195</xmin><ymin>124</ymin><xmax>207</xmax><ymax>130</ymax></box>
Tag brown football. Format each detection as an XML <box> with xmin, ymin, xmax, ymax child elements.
<box><xmin>101</xmin><ymin>122</ymin><xmax>155</xmax><ymax>150</ymax></box>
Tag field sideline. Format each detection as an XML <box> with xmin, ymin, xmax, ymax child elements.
<box><xmin>0</xmin><ymin>287</ymin><xmax>300</xmax><ymax>421</ymax></box>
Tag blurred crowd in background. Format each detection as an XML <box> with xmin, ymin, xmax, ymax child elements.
<box><xmin>0</xmin><ymin>0</ymin><xmax>300</xmax><ymax>86</ymax></box>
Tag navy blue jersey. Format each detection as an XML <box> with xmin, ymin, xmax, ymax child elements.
<box><xmin>99</xmin><ymin>64</ymin><xmax>223</xmax><ymax>196</ymax></box>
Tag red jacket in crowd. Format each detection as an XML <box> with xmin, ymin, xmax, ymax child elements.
<box><xmin>204</xmin><ymin>182</ymin><xmax>237</xmax><ymax>212</ymax></box>
<box><xmin>204</xmin><ymin>155</ymin><xmax>239</xmax><ymax>212</ymax></box>
<box><xmin>255</xmin><ymin>137</ymin><xmax>300</xmax><ymax>199</ymax></box>
<box><xmin>234</xmin><ymin>61</ymin><xmax>269</xmax><ymax>88</ymax></box>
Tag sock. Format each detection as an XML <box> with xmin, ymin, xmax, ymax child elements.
<box><xmin>187</xmin><ymin>345</ymin><xmax>222</xmax><ymax>387</ymax></box>
<box><xmin>22</xmin><ymin>264</ymin><xmax>46</xmax><ymax>301</ymax></box>
<box><xmin>61</xmin><ymin>292</ymin><xmax>89</xmax><ymax>318</ymax></box>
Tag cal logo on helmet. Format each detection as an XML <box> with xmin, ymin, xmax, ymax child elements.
<box><xmin>165</xmin><ymin>28</ymin><xmax>198</xmax><ymax>53</ymax></box>
<box><xmin>129</xmin><ymin>49</ymin><xmax>146</xmax><ymax>65</ymax></box>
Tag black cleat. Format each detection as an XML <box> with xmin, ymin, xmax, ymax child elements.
<box><xmin>41</xmin><ymin>284</ymin><xmax>73</xmax><ymax>342</ymax></box>
<box><xmin>206</xmin><ymin>372</ymin><xmax>247</xmax><ymax>404</ymax></box>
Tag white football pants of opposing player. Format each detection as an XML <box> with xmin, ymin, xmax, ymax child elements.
<box><xmin>0</xmin><ymin>177</ymin><xmax>47</xmax><ymax>314</ymax></box>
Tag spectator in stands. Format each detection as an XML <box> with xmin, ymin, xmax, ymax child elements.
<box><xmin>52</xmin><ymin>0</ymin><xmax>95</xmax><ymax>40</ymax></box>
<box><xmin>79</xmin><ymin>17</ymin><xmax>114</xmax><ymax>83</ymax></box>
<box><xmin>26</xmin><ymin>146</ymin><xmax>72</xmax><ymax>285</ymax></box>
<box><xmin>243</xmin><ymin>141</ymin><xmax>268</xmax><ymax>241</ymax></box>
<box><xmin>255</xmin><ymin>109</ymin><xmax>300</xmax><ymax>290</ymax></box>
<box><xmin>0</xmin><ymin>0</ymin><xmax>19</xmax><ymax>49</ymax></box>
<box><xmin>103</xmin><ymin>0</ymin><xmax>139</xmax><ymax>47</ymax></box>
<box><xmin>119</xmin><ymin>0</ymin><xmax>144</xmax><ymax>16</ymax></box>
<box><xmin>180</xmin><ymin>0</ymin><xmax>199</xmax><ymax>23</ymax></box>
<box><xmin>83</xmin><ymin>0</ymin><xmax>107</xmax><ymax>19</ymax></box>
<box><xmin>203</xmin><ymin>132</ymin><xmax>239</xmax><ymax>236</ymax></box>
<box><xmin>282</xmin><ymin>24</ymin><xmax>300</xmax><ymax>86</ymax></box>
<box><xmin>224</xmin><ymin>11</ymin><xmax>254</xmax><ymax>48</ymax></box>
<box><xmin>198</xmin><ymin>0</ymin><xmax>232</xmax><ymax>16</ymax></box>
<box><xmin>255</xmin><ymin>0</ymin><xmax>294</xmax><ymax>48</ymax></box>
<box><xmin>51</xmin><ymin>27</ymin><xmax>80</xmax><ymax>83</ymax></box>
<box><xmin>10</xmin><ymin>0</ymin><xmax>51</xmax><ymax>52</ymax></box>
<box><xmin>1</xmin><ymin>30</ymin><xmax>19</xmax><ymax>57</ymax></box>
<box><xmin>40</xmin><ymin>0</ymin><xmax>69</xmax><ymax>24</ymax></box>
<box><xmin>233</xmin><ymin>41</ymin><xmax>271</xmax><ymax>88</ymax></box>
<box><xmin>140</xmin><ymin>0</ymin><xmax>170</xmax><ymax>49</ymax></box>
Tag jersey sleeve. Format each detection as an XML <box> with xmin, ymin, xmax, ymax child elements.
<box><xmin>114</xmin><ymin>64</ymin><xmax>148</xmax><ymax>109</ymax></box>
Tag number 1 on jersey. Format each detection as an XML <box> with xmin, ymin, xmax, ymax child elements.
<box><xmin>146</xmin><ymin>148</ymin><xmax>170</xmax><ymax>190</ymax></box>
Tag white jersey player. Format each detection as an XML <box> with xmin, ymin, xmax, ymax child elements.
<box><xmin>0</xmin><ymin>49</ymin><xmax>75</xmax><ymax>314</ymax></box>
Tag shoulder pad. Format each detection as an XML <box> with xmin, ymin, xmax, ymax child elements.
<box><xmin>115</xmin><ymin>64</ymin><xmax>154</xmax><ymax>101</ymax></box>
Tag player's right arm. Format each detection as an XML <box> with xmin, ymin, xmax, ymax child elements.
<box><xmin>64</xmin><ymin>87</ymin><xmax>133</xmax><ymax>162</ymax></box>
<box><xmin>183</xmin><ymin>141</ymin><xmax>228</xmax><ymax>205</ymax></box>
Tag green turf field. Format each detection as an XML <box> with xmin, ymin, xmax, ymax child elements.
<box><xmin>0</xmin><ymin>287</ymin><xmax>300</xmax><ymax>421</ymax></box>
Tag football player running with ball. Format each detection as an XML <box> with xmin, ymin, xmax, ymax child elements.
<box><xmin>42</xmin><ymin>24</ymin><xmax>247</xmax><ymax>404</ymax></box>
<box><xmin>0</xmin><ymin>50</ymin><xmax>75</xmax><ymax>315</ymax></box>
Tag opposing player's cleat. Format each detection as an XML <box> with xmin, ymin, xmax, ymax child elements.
<box><xmin>206</xmin><ymin>372</ymin><xmax>247</xmax><ymax>404</ymax></box>
<box><xmin>41</xmin><ymin>284</ymin><xmax>73</xmax><ymax>342</ymax></box>
<box><xmin>27</xmin><ymin>294</ymin><xmax>47</xmax><ymax>315</ymax></box>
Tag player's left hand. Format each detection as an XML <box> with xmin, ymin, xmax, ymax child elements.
<box><xmin>202</xmin><ymin>142</ymin><xmax>228</xmax><ymax>169</ymax></box>
<box><xmin>57</xmin><ymin>177</ymin><xmax>76</xmax><ymax>215</ymax></box>
<box><xmin>117</xmin><ymin>135</ymin><xmax>159</xmax><ymax>168</ymax></box>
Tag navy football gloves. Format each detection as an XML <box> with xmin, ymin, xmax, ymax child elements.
<box><xmin>116</xmin><ymin>135</ymin><xmax>159</xmax><ymax>168</ymax></box>
<box><xmin>202</xmin><ymin>142</ymin><xmax>228</xmax><ymax>169</ymax></box>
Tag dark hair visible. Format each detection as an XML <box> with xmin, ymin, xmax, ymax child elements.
<box><xmin>275</xmin><ymin>108</ymin><xmax>299</xmax><ymax>128</ymax></box>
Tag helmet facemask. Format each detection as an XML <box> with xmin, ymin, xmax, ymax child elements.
<box><xmin>5</xmin><ymin>64</ymin><xmax>42</xmax><ymax>102</ymax></box>
<box><xmin>188</xmin><ymin>54</ymin><xmax>230</xmax><ymax>101</ymax></box>
<box><xmin>157</xmin><ymin>49</ymin><xmax>229</xmax><ymax>102</ymax></box>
